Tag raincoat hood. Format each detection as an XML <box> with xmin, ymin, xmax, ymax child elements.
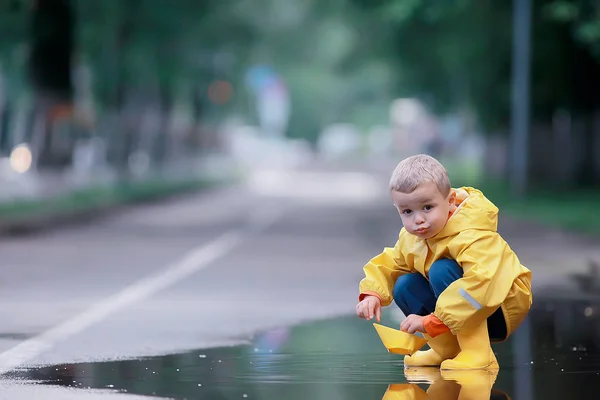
<box><xmin>433</xmin><ymin>187</ymin><xmax>499</xmax><ymax>240</ymax></box>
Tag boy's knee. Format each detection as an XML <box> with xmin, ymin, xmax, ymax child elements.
<box><xmin>393</xmin><ymin>273</ymin><xmax>422</xmax><ymax>301</ymax></box>
<box><xmin>428</xmin><ymin>258</ymin><xmax>462</xmax><ymax>287</ymax></box>
<box><xmin>393</xmin><ymin>272</ymin><xmax>436</xmax><ymax>316</ymax></box>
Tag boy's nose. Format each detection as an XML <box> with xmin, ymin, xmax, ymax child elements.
<box><xmin>414</xmin><ymin>214</ymin><xmax>425</xmax><ymax>224</ymax></box>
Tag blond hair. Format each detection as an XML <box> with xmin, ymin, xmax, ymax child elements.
<box><xmin>389</xmin><ymin>154</ymin><xmax>451</xmax><ymax>196</ymax></box>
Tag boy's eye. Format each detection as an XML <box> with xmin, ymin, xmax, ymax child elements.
<box><xmin>423</xmin><ymin>205</ymin><xmax>433</xmax><ymax>211</ymax></box>
<box><xmin>402</xmin><ymin>209</ymin><xmax>412</xmax><ymax>215</ymax></box>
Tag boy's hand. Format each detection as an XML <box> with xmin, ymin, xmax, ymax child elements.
<box><xmin>356</xmin><ymin>296</ymin><xmax>381</xmax><ymax>322</ymax></box>
<box><xmin>400</xmin><ymin>314</ymin><xmax>425</xmax><ymax>334</ymax></box>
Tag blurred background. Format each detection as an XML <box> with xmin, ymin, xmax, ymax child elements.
<box><xmin>1</xmin><ymin>0</ymin><xmax>600</xmax><ymax>398</ymax></box>
<box><xmin>0</xmin><ymin>0</ymin><xmax>599</xmax><ymax>228</ymax></box>
<box><xmin>0</xmin><ymin>0</ymin><xmax>599</xmax><ymax>201</ymax></box>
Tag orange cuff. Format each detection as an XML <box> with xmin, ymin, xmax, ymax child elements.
<box><xmin>359</xmin><ymin>291</ymin><xmax>382</xmax><ymax>303</ymax></box>
<box><xmin>423</xmin><ymin>314</ymin><xmax>450</xmax><ymax>338</ymax></box>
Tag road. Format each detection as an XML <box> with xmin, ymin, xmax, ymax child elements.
<box><xmin>0</xmin><ymin>164</ymin><xmax>396</xmax><ymax>397</ymax></box>
<box><xmin>0</xmin><ymin>161</ymin><xmax>597</xmax><ymax>399</ymax></box>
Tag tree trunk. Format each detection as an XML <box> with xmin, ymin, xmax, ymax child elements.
<box><xmin>29</xmin><ymin>0</ymin><xmax>74</xmax><ymax>170</ymax></box>
<box><xmin>114</xmin><ymin>1</ymin><xmax>138</xmax><ymax>179</ymax></box>
<box><xmin>155</xmin><ymin>82</ymin><xmax>172</xmax><ymax>167</ymax></box>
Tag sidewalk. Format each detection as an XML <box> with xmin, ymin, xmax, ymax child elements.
<box><xmin>499</xmin><ymin>216</ymin><xmax>600</xmax><ymax>286</ymax></box>
<box><xmin>0</xmin><ymin>154</ymin><xmax>239</xmax><ymax>231</ymax></box>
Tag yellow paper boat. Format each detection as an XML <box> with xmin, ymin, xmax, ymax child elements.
<box><xmin>373</xmin><ymin>323</ymin><xmax>428</xmax><ymax>355</ymax></box>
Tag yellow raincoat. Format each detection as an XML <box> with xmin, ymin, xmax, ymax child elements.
<box><xmin>359</xmin><ymin>187</ymin><xmax>532</xmax><ymax>339</ymax></box>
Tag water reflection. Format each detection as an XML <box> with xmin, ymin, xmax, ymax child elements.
<box><xmin>6</xmin><ymin>292</ymin><xmax>600</xmax><ymax>399</ymax></box>
<box><xmin>387</xmin><ymin>367</ymin><xmax>505</xmax><ymax>400</ymax></box>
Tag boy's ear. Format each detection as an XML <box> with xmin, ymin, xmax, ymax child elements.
<box><xmin>448</xmin><ymin>190</ymin><xmax>456</xmax><ymax>205</ymax></box>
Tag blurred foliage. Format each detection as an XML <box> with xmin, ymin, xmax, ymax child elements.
<box><xmin>0</xmin><ymin>0</ymin><xmax>599</xmax><ymax>143</ymax></box>
<box><xmin>545</xmin><ymin>1</ymin><xmax>600</xmax><ymax>58</ymax></box>
<box><xmin>0</xmin><ymin>0</ymin><xmax>29</xmax><ymax>95</ymax></box>
<box><xmin>350</xmin><ymin>0</ymin><xmax>511</xmax><ymax>131</ymax></box>
<box><xmin>13</xmin><ymin>0</ymin><xmax>397</xmax><ymax>143</ymax></box>
<box><xmin>73</xmin><ymin>0</ymin><xmax>257</xmax><ymax>110</ymax></box>
<box><xmin>352</xmin><ymin>0</ymin><xmax>600</xmax><ymax>133</ymax></box>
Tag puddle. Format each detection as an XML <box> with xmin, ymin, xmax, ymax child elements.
<box><xmin>7</xmin><ymin>291</ymin><xmax>600</xmax><ymax>399</ymax></box>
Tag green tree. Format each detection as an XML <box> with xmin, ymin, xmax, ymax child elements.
<box><xmin>350</xmin><ymin>0</ymin><xmax>600</xmax><ymax>187</ymax></box>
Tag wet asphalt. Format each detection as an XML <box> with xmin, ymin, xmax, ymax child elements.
<box><xmin>0</xmin><ymin>163</ymin><xmax>597</xmax><ymax>399</ymax></box>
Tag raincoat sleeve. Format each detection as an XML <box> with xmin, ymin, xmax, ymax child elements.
<box><xmin>358</xmin><ymin>231</ymin><xmax>413</xmax><ymax>306</ymax></box>
<box><xmin>434</xmin><ymin>229</ymin><xmax>519</xmax><ymax>334</ymax></box>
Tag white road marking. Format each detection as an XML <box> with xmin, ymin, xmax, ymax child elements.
<box><xmin>0</xmin><ymin>208</ymin><xmax>282</xmax><ymax>375</ymax></box>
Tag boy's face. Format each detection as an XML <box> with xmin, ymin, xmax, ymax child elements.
<box><xmin>391</xmin><ymin>181</ymin><xmax>455</xmax><ymax>239</ymax></box>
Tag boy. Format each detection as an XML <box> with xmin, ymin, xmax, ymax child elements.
<box><xmin>356</xmin><ymin>154</ymin><xmax>532</xmax><ymax>370</ymax></box>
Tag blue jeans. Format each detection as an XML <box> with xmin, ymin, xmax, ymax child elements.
<box><xmin>393</xmin><ymin>258</ymin><xmax>507</xmax><ymax>341</ymax></box>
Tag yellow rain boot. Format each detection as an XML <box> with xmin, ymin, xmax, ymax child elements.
<box><xmin>440</xmin><ymin>321</ymin><xmax>499</xmax><ymax>370</ymax></box>
<box><xmin>427</xmin><ymin>378</ymin><xmax>461</xmax><ymax>400</ymax></box>
<box><xmin>440</xmin><ymin>369</ymin><xmax>499</xmax><ymax>400</ymax></box>
<box><xmin>382</xmin><ymin>384</ymin><xmax>428</xmax><ymax>400</ymax></box>
<box><xmin>404</xmin><ymin>367</ymin><xmax>461</xmax><ymax>400</ymax></box>
<box><xmin>404</xmin><ymin>332</ymin><xmax>460</xmax><ymax>367</ymax></box>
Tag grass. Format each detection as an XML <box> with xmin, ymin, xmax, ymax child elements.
<box><xmin>444</xmin><ymin>158</ymin><xmax>600</xmax><ymax>236</ymax></box>
<box><xmin>477</xmin><ymin>181</ymin><xmax>600</xmax><ymax>235</ymax></box>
